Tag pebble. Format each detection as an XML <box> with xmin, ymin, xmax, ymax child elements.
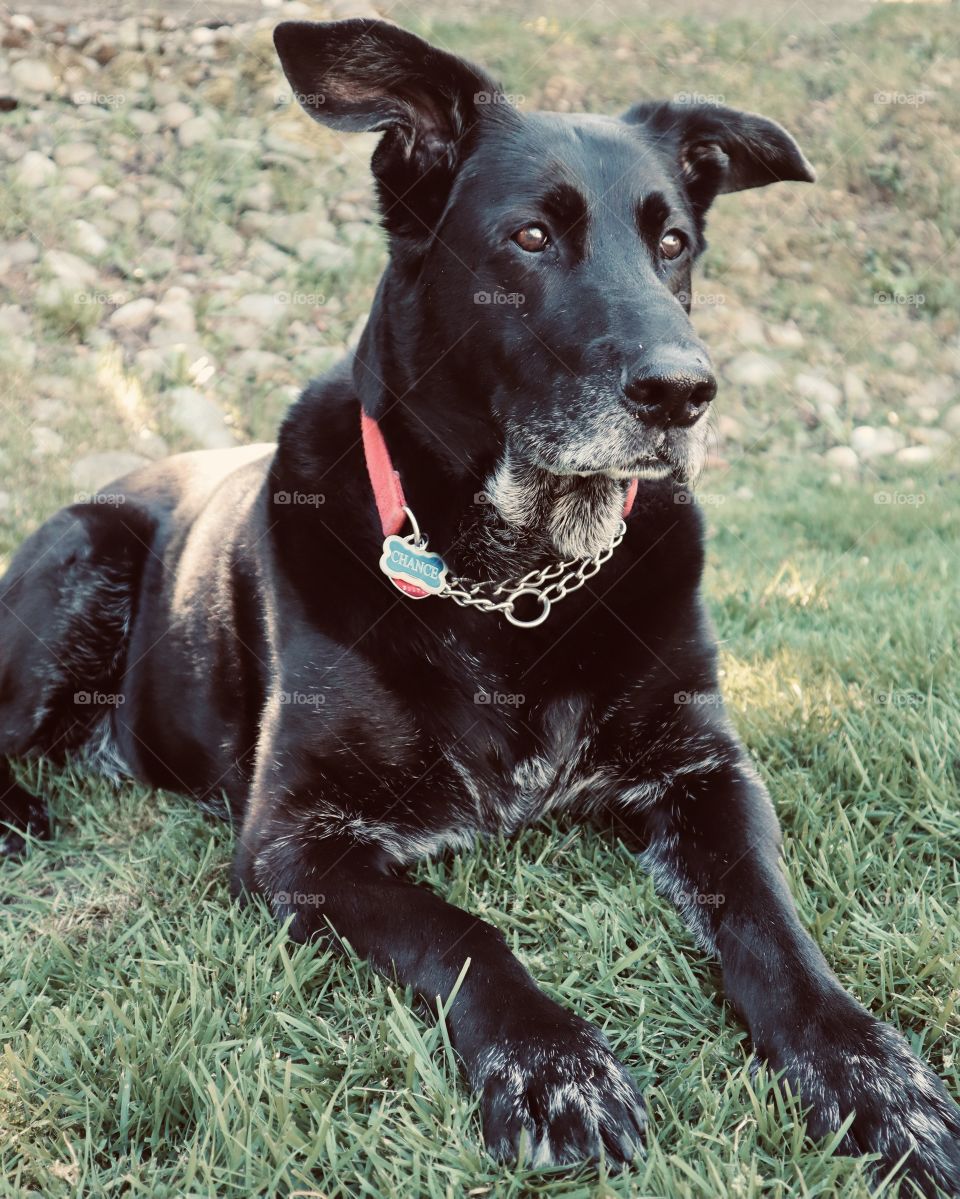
<box><xmin>32</xmin><ymin>426</ymin><xmax>65</xmax><ymax>456</ymax></box>
<box><xmin>61</xmin><ymin>165</ymin><xmax>101</xmax><ymax>193</ymax></box>
<box><xmin>843</xmin><ymin>368</ymin><xmax>868</xmax><ymax>406</ymax></box>
<box><xmin>44</xmin><ymin>249</ymin><xmax>97</xmax><ymax>289</ymax></box>
<box><xmin>169</xmin><ymin>386</ymin><xmax>236</xmax><ymax>449</ymax></box>
<box><xmin>207</xmin><ymin>224</ymin><xmax>245</xmax><ymax>258</ymax></box>
<box><xmin>726</xmin><ymin>352</ymin><xmax>783</xmax><ymax>388</ymax></box>
<box><xmin>10</xmin><ymin>58</ymin><xmax>55</xmax><ymax>93</ymax></box>
<box><xmin>70</xmin><ymin>452</ymin><xmax>150</xmax><ymax>494</ymax></box>
<box><xmin>894</xmin><ymin>445</ymin><xmax>934</xmax><ymax>466</ymax></box>
<box><xmin>235</xmin><ymin>292</ymin><xmax>286</xmax><ymax>325</ymax></box>
<box><xmin>53</xmin><ymin>141</ymin><xmax>98</xmax><ymax>167</ymax></box>
<box><xmin>2</xmin><ymin>239</ymin><xmax>39</xmax><ymax>265</ymax></box>
<box><xmin>850</xmin><ymin>425</ymin><xmax>905</xmax><ymax>459</ymax></box>
<box><xmin>145</xmin><ymin>209</ymin><xmax>180</xmax><ymax>241</ymax></box>
<box><xmin>911</xmin><ymin>427</ymin><xmax>952</xmax><ymax>448</ymax></box>
<box><xmin>729</xmin><ymin>247</ymin><xmax>761</xmax><ymax>274</ymax></box>
<box><xmin>128</xmin><ymin>110</ymin><xmax>161</xmax><ymax>136</ymax></box>
<box><xmin>16</xmin><ymin>150</ymin><xmax>57</xmax><ymax>187</ymax></box>
<box><xmin>793</xmin><ymin>372</ymin><xmax>842</xmax><ymax>409</ymax></box>
<box><xmin>942</xmin><ymin>404</ymin><xmax>960</xmax><ymax>435</ymax></box>
<box><xmin>109</xmin><ymin>297</ymin><xmax>156</xmax><ymax>330</ymax></box>
<box><xmin>69</xmin><ymin>219</ymin><xmax>109</xmax><ymax>258</ymax></box>
<box><xmin>297</xmin><ymin>236</ymin><xmax>353</xmax><ymax>270</ymax></box>
<box><xmin>111</xmin><ymin>195</ymin><xmax>142</xmax><ymax>225</ymax></box>
<box><xmin>158</xmin><ymin>100</ymin><xmax>194</xmax><ymax>130</ymax></box>
<box><xmin>154</xmin><ymin>287</ymin><xmax>196</xmax><ymax>333</ymax></box>
<box><xmin>824</xmin><ymin>445</ymin><xmax>859</xmax><ymax>474</ymax></box>
<box><xmin>725</xmin><ymin>310</ymin><xmax>766</xmax><ymax>347</ymax></box>
<box><xmin>890</xmin><ymin>341</ymin><xmax>920</xmax><ymax>371</ymax></box>
<box><xmin>234</xmin><ymin>349</ymin><xmax>288</xmax><ymax>377</ymax></box>
<box><xmin>767</xmin><ymin>321</ymin><xmax>804</xmax><ymax>349</ymax></box>
<box><xmin>177</xmin><ymin>115</ymin><xmax>218</xmax><ymax>147</ymax></box>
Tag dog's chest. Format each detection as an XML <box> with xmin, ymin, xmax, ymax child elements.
<box><xmin>447</xmin><ymin>695</ymin><xmax>609</xmax><ymax>834</ymax></box>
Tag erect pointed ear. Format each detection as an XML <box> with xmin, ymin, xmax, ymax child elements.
<box><xmin>274</xmin><ymin>19</ymin><xmax>508</xmax><ymax>241</ymax></box>
<box><xmin>622</xmin><ymin>99</ymin><xmax>814</xmax><ymax>216</ymax></box>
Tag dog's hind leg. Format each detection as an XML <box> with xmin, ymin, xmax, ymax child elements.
<box><xmin>0</xmin><ymin>501</ymin><xmax>154</xmax><ymax>856</ymax></box>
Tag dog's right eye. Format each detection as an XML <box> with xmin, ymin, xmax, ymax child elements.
<box><xmin>512</xmin><ymin>225</ymin><xmax>550</xmax><ymax>252</ymax></box>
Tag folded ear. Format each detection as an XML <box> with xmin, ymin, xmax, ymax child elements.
<box><xmin>622</xmin><ymin>99</ymin><xmax>814</xmax><ymax>215</ymax></box>
<box><xmin>274</xmin><ymin>19</ymin><xmax>507</xmax><ymax>240</ymax></box>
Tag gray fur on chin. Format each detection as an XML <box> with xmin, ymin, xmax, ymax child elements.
<box><xmin>486</xmin><ymin>452</ymin><xmax>629</xmax><ymax>559</ymax></box>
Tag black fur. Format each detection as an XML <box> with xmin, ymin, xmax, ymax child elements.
<box><xmin>1</xmin><ymin>20</ymin><xmax>957</xmax><ymax>1193</ymax></box>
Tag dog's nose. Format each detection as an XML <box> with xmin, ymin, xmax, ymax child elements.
<box><xmin>622</xmin><ymin>349</ymin><xmax>717</xmax><ymax>427</ymax></box>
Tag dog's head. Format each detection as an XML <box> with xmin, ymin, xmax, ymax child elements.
<box><xmin>275</xmin><ymin>20</ymin><xmax>813</xmax><ymax>539</ymax></box>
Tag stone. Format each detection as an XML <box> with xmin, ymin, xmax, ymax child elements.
<box><xmin>239</xmin><ymin>180</ymin><xmax>274</xmax><ymax>211</ymax></box>
<box><xmin>169</xmin><ymin>386</ymin><xmax>235</xmax><ymax>449</ymax></box>
<box><xmin>111</xmin><ymin>195</ymin><xmax>141</xmax><ymax>225</ymax></box>
<box><xmin>177</xmin><ymin>115</ymin><xmax>218</xmax><ymax>147</ymax></box>
<box><xmin>10</xmin><ymin>58</ymin><xmax>55</xmax><ymax>93</ymax></box>
<box><xmin>729</xmin><ymin>246</ymin><xmax>761</xmax><ymax>274</ymax></box>
<box><xmin>109</xmin><ymin>297</ymin><xmax>156</xmax><ymax>330</ymax></box>
<box><xmin>850</xmin><ymin>425</ymin><xmax>904</xmax><ymax>459</ymax></box>
<box><xmin>843</xmin><ymin>368</ymin><xmax>868</xmax><ymax>406</ymax></box>
<box><xmin>53</xmin><ymin>141</ymin><xmax>97</xmax><ymax>167</ymax></box>
<box><xmin>824</xmin><ymin>446</ymin><xmax>859</xmax><ymax>475</ymax></box>
<box><xmin>151</xmin><ymin>80</ymin><xmax>181</xmax><ymax>106</ymax></box>
<box><xmin>890</xmin><ymin>341</ymin><xmax>920</xmax><ymax>371</ymax></box>
<box><xmin>235</xmin><ymin>292</ymin><xmax>286</xmax><ymax>325</ymax></box>
<box><xmin>941</xmin><ymin>404</ymin><xmax>960</xmax><ymax>436</ymax></box>
<box><xmin>31</xmin><ymin>426</ymin><xmax>65</xmax><ymax>456</ymax></box>
<box><xmin>15</xmin><ymin>150</ymin><xmax>56</xmax><ymax>187</ymax></box>
<box><xmin>724</xmin><ymin>310</ymin><xmax>766</xmax><ymax>346</ymax></box>
<box><xmin>726</xmin><ymin>352</ymin><xmax>783</xmax><ymax>388</ymax></box>
<box><xmin>911</xmin><ymin>427</ymin><xmax>952</xmax><ymax>449</ymax></box>
<box><xmin>158</xmin><ymin>100</ymin><xmax>194</xmax><ymax>129</ymax></box>
<box><xmin>145</xmin><ymin>209</ymin><xmax>180</xmax><ymax>241</ymax></box>
<box><xmin>793</xmin><ymin>372</ymin><xmax>842</xmax><ymax>409</ymax></box>
<box><xmin>767</xmin><ymin>321</ymin><xmax>804</xmax><ymax>349</ymax></box>
<box><xmin>61</xmin><ymin>165</ymin><xmax>101</xmax><ymax>193</ymax></box>
<box><xmin>296</xmin><ymin>236</ymin><xmax>353</xmax><ymax>270</ymax></box>
<box><xmin>233</xmin><ymin>349</ymin><xmax>287</xmax><ymax>377</ymax></box>
<box><xmin>128</xmin><ymin>110</ymin><xmax>160</xmax><ymax>136</ymax></box>
<box><xmin>154</xmin><ymin>288</ymin><xmax>196</xmax><ymax>333</ymax></box>
<box><xmin>894</xmin><ymin>445</ymin><xmax>934</xmax><ymax>466</ymax></box>
<box><xmin>207</xmin><ymin>224</ymin><xmax>245</xmax><ymax>258</ymax></box>
<box><xmin>3</xmin><ymin>239</ymin><xmax>39</xmax><ymax>265</ymax></box>
<box><xmin>69</xmin><ymin>219</ymin><xmax>109</xmax><ymax>258</ymax></box>
<box><xmin>70</xmin><ymin>452</ymin><xmax>150</xmax><ymax>494</ymax></box>
<box><xmin>44</xmin><ymin>249</ymin><xmax>97</xmax><ymax>289</ymax></box>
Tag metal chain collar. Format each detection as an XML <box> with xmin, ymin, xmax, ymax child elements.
<box><xmin>400</xmin><ymin>506</ymin><xmax>627</xmax><ymax>629</ymax></box>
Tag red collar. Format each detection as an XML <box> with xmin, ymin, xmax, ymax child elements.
<box><xmin>360</xmin><ymin>408</ymin><xmax>637</xmax><ymax>538</ymax></box>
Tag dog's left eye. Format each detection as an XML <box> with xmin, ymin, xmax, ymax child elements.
<box><xmin>659</xmin><ymin>230</ymin><xmax>686</xmax><ymax>260</ymax></box>
<box><xmin>512</xmin><ymin>225</ymin><xmax>550</xmax><ymax>253</ymax></box>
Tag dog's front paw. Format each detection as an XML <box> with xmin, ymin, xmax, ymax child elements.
<box><xmin>472</xmin><ymin>1017</ymin><xmax>646</xmax><ymax>1167</ymax></box>
<box><xmin>762</xmin><ymin>1007</ymin><xmax>960</xmax><ymax>1197</ymax></box>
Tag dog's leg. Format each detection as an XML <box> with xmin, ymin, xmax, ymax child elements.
<box><xmin>0</xmin><ymin>501</ymin><xmax>153</xmax><ymax>855</ymax></box>
<box><xmin>238</xmin><ymin>815</ymin><xmax>646</xmax><ymax>1166</ymax></box>
<box><xmin>612</xmin><ymin>735</ymin><xmax>960</xmax><ymax>1196</ymax></box>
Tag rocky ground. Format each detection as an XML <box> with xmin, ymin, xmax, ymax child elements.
<box><xmin>0</xmin><ymin>1</ymin><xmax>957</xmax><ymax>530</ymax></box>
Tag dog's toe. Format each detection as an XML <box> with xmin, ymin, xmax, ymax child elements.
<box><xmin>477</xmin><ymin>1018</ymin><xmax>646</xmax><ymax>1168</ymax></box>
<box><xmin>763</xmin><ymin>1010</ymin><xmax>960</xmax><ymax>1197</ymax></box>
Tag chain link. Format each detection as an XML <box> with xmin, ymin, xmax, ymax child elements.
<box><xmin>437</xmin><ymin>520</ymin><xmax>627</xmax><ymax>628</ymax></box>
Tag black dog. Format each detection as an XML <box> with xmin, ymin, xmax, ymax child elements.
<box><xmin>2</xmin><ymin>19</ymin><xmax>958</xmax><ymax>1193</ymax></box>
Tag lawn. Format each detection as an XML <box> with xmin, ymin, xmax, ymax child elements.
<box><xmin>1</xmin><ymin>1</ymin><xmax>959</xmax><ymax>1197</ymax></box>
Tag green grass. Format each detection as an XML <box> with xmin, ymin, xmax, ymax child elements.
<box><xmin>1</xmin><ymin>463</ymin><xmax>958</xmax><ymax>1198</ymax></box>
<box><xmin>2</xmin><ymin>1</ymin><xmax>960</xmax><ymax>1195</ymax></box>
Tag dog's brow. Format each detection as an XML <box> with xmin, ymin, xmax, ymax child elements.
<box><xmin>539</xmin><ymin>176</ymin><xmax>589</xmax><ymax>253</ymax></box>
<box><xmin>635</xmin><ymin>191</ymin><xmax>671</xmax><ymax>234</ymax></box>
